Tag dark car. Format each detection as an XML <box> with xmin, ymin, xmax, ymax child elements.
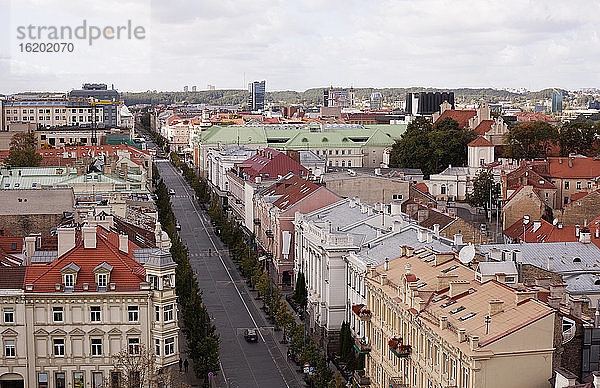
<box><xmin>244</xmin><ymin>329</ymin><xmax>258</xmax><ymax>342</ymax></box>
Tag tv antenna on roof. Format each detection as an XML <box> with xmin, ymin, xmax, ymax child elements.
<box><xmin>458</xmin><ymin>244</ymin><xmax>475</xmax><ymax>264</ymax></box>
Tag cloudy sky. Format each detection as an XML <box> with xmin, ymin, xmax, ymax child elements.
<box><xmin>1</xmin><ymin>0</ymin><xmax>599</xmax><ymax>93</ymax></box>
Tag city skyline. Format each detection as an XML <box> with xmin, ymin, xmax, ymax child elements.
<box><xmin>1</xmin><ymin>0</ymin><xmax>600</xmax><ymax>94</ymax></box>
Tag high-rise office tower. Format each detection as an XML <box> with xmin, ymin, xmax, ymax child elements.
<box><xmin>405</xmin><ymin>92</ymin><xmax>455</xmax><ymax>115</ymax></box>
<box><xmin>323</xmin><ymin>87</ymin><xmax>355</xmax><ymax>108</ymax></box>
<box><xmin>248</xmin><ymin>81</ymin><xmax>266</xmax><ymax>111</ymax></box>
<box><xmin>552</xmin><ymin>90</ymin><xmax>563</xmax><ymax>113</ymax></box>
<box><xmin>370</xmin><ymin>92</ymin><xmax>383</xmax><ymax>110</ymax></box>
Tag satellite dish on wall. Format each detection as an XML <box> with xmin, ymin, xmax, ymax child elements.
<box><xmin>459</xmin><ymin>244</ymin><xmax>475</xmax><ymax>264</ymax></box>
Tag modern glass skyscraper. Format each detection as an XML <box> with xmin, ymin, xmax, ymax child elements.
<box><xmin>552</xmin><ymin>90</ymin><xmax>563</xmax><ymax>113</ymax></box>
<box><xmin>248</xmin><ymin>80</ymin><xmax>266</xmax><ymax>111</ymax></box>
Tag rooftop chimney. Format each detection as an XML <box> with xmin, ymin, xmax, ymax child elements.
<box><xmin>488</xmin><ymin>299</ymin><xmax>504</xmax><ymax>316</ymax></box>
<box><xmin>82</xmin><ymin>226</ymin><xmax>97</xmax><ymax>249</ymax></box>
<box><xmin>547</xmin><ymin>257</ymin><xmax>553</xmax><ymax>271</ymax></box>
<box><xmin>515</xmin><ymin>291</ymin><xmax>536</xmax><ymax>304</ymax></box>
<box><xmin>384</xmin><ymin>258</ymin><xmax>389</xmax><ymax>271</ymax></box>
<box><xmin>449</xmin><ymin>280</ymin><xmax>470</xmax><ymax>298</ymax></box>
<box><xmin>405</xmin><ymin>263</ymin><xmax>411</xmax><ymax>274</ymax></box>
<box><xmin>458</xmin><ymin>328</ymin><xmax>467</xmax><ymax>343</ymax></box>
<box><xmin>470</xmin><ymin>335</ymin><xmax>479</xmax><ymax>350</ymax></box>
<box><xmin>437</xmin><ymin>274</ymin><xmax>458</xmax><ymax>292</ymax></box>
<box><xmin>390</xmin><ymin>202</ymin><xmax>402</xmax><ymax>216</ymax></box>
<box><xmin>580</xmin><ymin>228</ymin><xmax>591</xmax><ymax>244</ymax></box>
<box><xmin>25</xmin><ymin>236</ymin><xmax>36</xmax><ymax>266</ymax></box>
<box><xmin>570</xmin><ymin>298</ymin><xmax>586</xmax><ymax>319</ymax></box>
<box><xmin>454</xmin><ymin>234</ymin><xmax>463</xmax><ymax>246</ymax></box>
<box><xmin>118</xmin><ymin>234</ymin><xmax>129</xmax><ymax>253</ymax></box>
<box><xmin>433</xmin><ymin>224</ymin><xmax>440</xmax><ymax>237</ymax></box>
<box><xmin>569</xmin><ymin>157</ymin><xmax>573</xmax><ymax>168</ymax></box>
<box><xmin>57</xmin><ymin>228</ymin><xmax>76</xmax><ymax>257</ymax></box>
<box><xmin>576</xmin><ymin>225</ymin><xmax>580</xmax><ymax>237</ymax></box>
<box><xmin>550</xmin><ymin>283</ymin><xmax>567</xmax><ymax>304</ymax></box>
<box><xmin>393</xmin><ymin>221</ymin><xmax>403</xmax><ymax>233</ymax></box>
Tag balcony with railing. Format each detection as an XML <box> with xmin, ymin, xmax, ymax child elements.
<box><xmin>388</xmin><ymin>337</ymin><xmax>412</xmax><ymax>358</ymax></box>
<box><xmin>353</xmin><ymin>370</ymin><xmax>371</xmax><ymax>387</ymax></box>
<box><xmin>389</xmin><ymin>376</ymin><xmax>409</xmax><ymax>388</ymax></box>
<box><xmin>354</xmin><ymin>337</ymin><xmax>371</xmax><ymax>354</ymax></box>
<box><xmin>352</xmin><ymin>304</ymin><xmax>372</xmax><ymax>321</ymax></box>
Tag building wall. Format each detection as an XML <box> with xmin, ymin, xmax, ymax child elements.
<box><xmin>441</xmin><ymin>218</ymin><xmax>491</xmax><ymax>245</ymax></box>
<box><xmin>558</xmin><ymin>191</ymin><xmax>600</xmax><ymax>226</ymax></box>
<box><xmin>502</xmin><ymin>187</ymin><xmax>549</xmax><ymax>230</ymax></box>
<box><xmin>0</xmin><ymin>214</ymin><xmax>66</xmax><ymax>236</ymax></box>
<box><xmin>325</xmin><ymin>177</ymin><xmax>410</xmax><ymax>206</ymax></box>
<box><xmin>552</xmin><ymin>177</ymin><xmax>597</xmax><ymax>209</ymax></box>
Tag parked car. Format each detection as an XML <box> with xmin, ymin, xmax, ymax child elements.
<box><xmin>244</xmin><ymin>329</ymin><xmax>258</xmax><ymax>342</ymax></box>
<box><xmin>175</xmin><ymin>222</ymin><xmax>181</xmax><ymax>231</ymax></box>
<box><xmin>169</xmin><ymin>189</ymin><xmax>176</xmax><ymax>195</ymax></box>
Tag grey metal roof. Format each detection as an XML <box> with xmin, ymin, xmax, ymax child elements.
<box><xmin>31</xmin><ymin>251</ymin><xmax>57</xmax><ymax>263</ymax></box>
<box><xmin>61</xmin><ymin>262</ymin><xmax>80</xmax><ymax>272</ymax></box>
<box><xmin>564</xmin><ymin>273</ymin><xmax>600</xmax><ymax>295</ymax></box>
<box><xmin>478</xmin><ymin>242</ymin><xmax>600</xmax><ymax>274</ymax></box>
<box><xmin>477</xmin><ymin>261</ymin><xmax>518</xmax><ymax>276</ymax></box>
<box><xmin>93</xmin><ymin>262</ymin><xmax>113</xmax><ymax>272</ymax></box>
<box><xmin>356</xmin><ymin>226</ymin><xmax>456</xmax><ymax>266</ymax></box>
<box><xmin>139</xmin><ymin>248</ymin><xmax>176</xmax><ymax>269</ymax></box>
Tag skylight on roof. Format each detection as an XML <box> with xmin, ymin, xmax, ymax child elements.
<box><xmin>417</xmin><ymin>282</ymin><xmax>427</xmax><ymax>288</ymax></box>
<box><xmin>441</xmin><ymin>265</ymin><xmax>459</xmax><ymax>273</ymax></box>
<box><xmin>424</xmin><ymin>257</ymin><xmax>435</xmax><ymax>263</ymax></box>
<box><xmin>414</xmin><ymin>248</ymin><xmax>426</xmax><ymax>255</ymax></box>
<box><xmin>449</xmin><ymin>306</ymin><xmax>466</xmax><ymax>314</ymax></box>
<box><xmin>440</xmin><ymin>300</ymin><xmax>456</xmax><ymax>308</ymax></box>
<box><xmin>432</xmin><ymin>296</ymin><xmax>445</xmax><ymax>303</ymax></box>
<box><xmin>459</xmin><ymin>312</ymin><xmax>476</xmax><ymax>321</ymax></box>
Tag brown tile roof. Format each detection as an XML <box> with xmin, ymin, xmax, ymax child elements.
<box><xmin>506</xmin><ymin>165</ymin><xmax>556</xmax><ymax>190</ymax></box>
<box><xmin>546</xmin><ymin>157</ymin><xmax>600</xmax><ymax>179</ymax></box>
<box><xmin>436</xmin><ymin>110</ymin><xmax>477</xmax><ymax>129</ymax></box>
<box><xmin>0</xmin><ymin>267</ymin><xmax>26</xmax><ymax>289</ymax></box>
<box><xmin>468</xmin><ymin>136</ymin><xmax>494</xmax><ymax>147</ymax></box>
<box><xmin>261</xmin><ymin>174</ymin><xmax>334</xmax><ymax>211</ymax></box>
<box><xmin>474</xmin><ymin>120</ymin><xmax>494</xmax><ymax>135</ymax></box>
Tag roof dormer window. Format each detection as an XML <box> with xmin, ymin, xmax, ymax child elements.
<box><xmin>93</xmin><ymin>262</ymin><xmax>113</xmax><ymax>290</ymax></box>
<box><xmin>64</xmin><ymin>274</ymin><xmax>74</xmax><ymax>287</ymax></box>
<box><xmin>60</xmin><ymin>262</ymin><xmax>80</xmax><ymax>290</ymax></box>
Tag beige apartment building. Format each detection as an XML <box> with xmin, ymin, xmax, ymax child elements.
<box><xmin>362</xmin><ymin>246</ymin><xmax>555</xmax><ymax>388</ymax></box>
<box><xmin>0</xmin><ymin>226</ymin><xmax>179</xmax><ymax>388</ymax></box>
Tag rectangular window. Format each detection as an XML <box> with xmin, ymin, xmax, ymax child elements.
<box><xmin>4</xmin><ymin>307</ymin><xmax>14</xmax><ymax>323</ymax></box>
<box><xmin>5</xmin><ymin>339</ymin><xmax>15</xmax><ymax>357</ymax></box>
<box><xmin>155</xmin><ymin>339</ymin><xmax>160</xmax><ymax>355</ymax></box>
<box><xmin>164</xmin><ymin>304</ymin><xmax>174</xmax><ymax>322</ymax></box>
<box><xmin>38</xmin><ymin>373</ymin><xmax>48</xmax><ymax>388</ymax></box>
<box><xmin>128</xmin><ymin>338</ymin><xmax>140</xmax><ymax>355</ymax></box>
<box><xmin>565</xmin><ymin>181</ymin><xmax>570</xmax><ymax>190</ymax></box>
<box><xmin>73</xmin><ymin>372</ymin><xmax>84</xmax><ymax>388</ymax></box>
<box><xmin>97</xmin><ymin>273</ymin><xmax>107</xmax><ymax>287</ymax></box>
<box><xmin>92</xmin><ymin>372</ymin><xmax>103</xmax><ymax>388</ymax></box>
<box><xmin>55</xmin><ymin>372</ymin><xmax>66</xmax><ymax>388</ymax></box>
<box><xmin>53</xmin><ymin>307</ymin><xmax>64</xmax><ymax>322</ymax></box>
<box><xmin>90</xmin><ymin>306</ymin><xmax>101</xmax><ymax>322</ymax></box>
<box><xmin>155</xmin><ymin>306</ymin><xmax>160</xmax><ymax>322</ymax></box>
<box><xmin>128</xmin><ymin>306</ymin><xmax>139</xmax><ymax>322</ymax></box>
<box><xmin>110</xmin><ymin>372</ymin><xmax>120</xmax><ymax>388</ymax></box>
<box><xmin>53</xmin><ymin>338</ymin><xmax>65</xmax><ymax>356</ymax></box>
<box><xmin>577</xmin><ymin>181</ymin><xmax>582</xmax><ymax>190</ymax></box>
<box><xmin>392</xmin><ymin>194</ymin><xmax>403</xmax><ymax>200</ymax></box>
<box><xmin>165</xmin><ymin>337</ymin><xmax>175</xmax><ymax>355</ymax></box>
<box><xmin>91</xmin><ymin>338</ymin><xmax>102</xmax><ymax>356</ymax></box>
<box><xmin>64</xmin><ymin>274</ymin><xmax>74</xmax><ymax>287</ymax></box>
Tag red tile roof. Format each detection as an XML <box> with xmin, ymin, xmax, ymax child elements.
<box><xmin>504</xmin><ymin>217</ymin><xmax>600</xmax><ymax>247</ymax></box>
<box><xmin>0</xmin><ymin>267</ymin><xmax>26</xmax><ymax>289</ymax></box>
<box><xmin>506</xmin><ymin>165</ymin><xmax>556</xmax><ymax>191</ymax></box>
<box><xmin>415</xmin><ymin>183</ymin><xmax>429</xmax><ymax>194</ymax></box>
<box><xmin>474</xmin><ymin>120</ymin><xmax>494</xmax><ymax>135</ymax></box>
<box><xmin>435</xmin><ymin>110</ymin><xmax>477</xmax><ymax>129</ymax></box>
<box><xmin>262</xmin><ymin>175</ymin><xmax>323</xmax><ymax>211</ymax></box>
<box><xmin>236</xmin><ymin>148</ymin><xmax>307</xmax><ymax>181</ymax></box>
<box><xmin>468</xmin><ymin>136</ymin><xmax>494</xmax><ymax>147</ymax></box>
<box><xmin>545</xmin><ymin>157</ymin><xmax>600</xmax><ymax>179</ymax></box>
<box><xmin>25</xmin><ymin>227</ymin><xmax>145</xmax><ymax>293</ymax></box>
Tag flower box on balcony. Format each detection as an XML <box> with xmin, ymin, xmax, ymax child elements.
<box><xmin>388</xmin><ymin>337</ymin><xmax>411</xmax><ymax>358</ymax></box>
<box><xmin>352</xmin><ymin>304</ymin><xmax>372</xmax><ymax>321</ymax></box>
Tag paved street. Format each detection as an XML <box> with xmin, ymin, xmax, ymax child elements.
<box><xmin>154</xmin><ymin>159</ymin><xmax>302</xmax><ymax>388</ymax></box>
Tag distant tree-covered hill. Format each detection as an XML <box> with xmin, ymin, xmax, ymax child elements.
<box><xmin>122</xmin><ymin>87</ymin><xmax>562</xmax><ymax>107</ymax></box>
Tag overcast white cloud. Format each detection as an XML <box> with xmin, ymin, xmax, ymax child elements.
<box><xmin>1</xmin><ymin>0</ymin><xmax>599</xmax><ymax>93</ymax></box>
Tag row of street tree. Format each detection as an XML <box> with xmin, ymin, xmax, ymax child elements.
<box><xmin>168</xmin><ymin>152</ymin><xmax>346</xmax><ymax>388</ymax></box>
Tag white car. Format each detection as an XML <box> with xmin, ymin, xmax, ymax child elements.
<box><xmin>169</xmin><ymin>189</ymin><xmax>176</xmax><ymax>195</ymax></box>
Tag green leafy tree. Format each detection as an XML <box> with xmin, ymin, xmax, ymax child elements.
<box><xmin>293</xmin><ymin>272</ymin><xmax>308</xmax><ymax>310</ymax></box>
<box><xmin>558</xmin><ymin>122</ymin><xmax>599</xmax><ymax>156</ymax></box>
<box><xmin>5</xmin><ymin>132</ymin><xmax>41</xmax><ymax>167</ymax></box>
<box><xmin>390</xmin><ymin>117</ymin><xmax>475</xmax><ymax>177</ymax></box>
<box><xmin>429</xmin><ymin>118</ymin><xmax>477</xmax><ymax>173</ymax></box>
<box><xmin>389</xmin><ymin>117</ymin><xmax>434</xmax><ymax>176</ymax></box>
<box><xmin>467</xmin><ymin>170</ymin><xmax>500</xmax><ymax>220</ymax></box>
<box><xmin>504</xmin><ymin>121</ymin><xmax>559</xmax><ymax>160</ymax></box>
